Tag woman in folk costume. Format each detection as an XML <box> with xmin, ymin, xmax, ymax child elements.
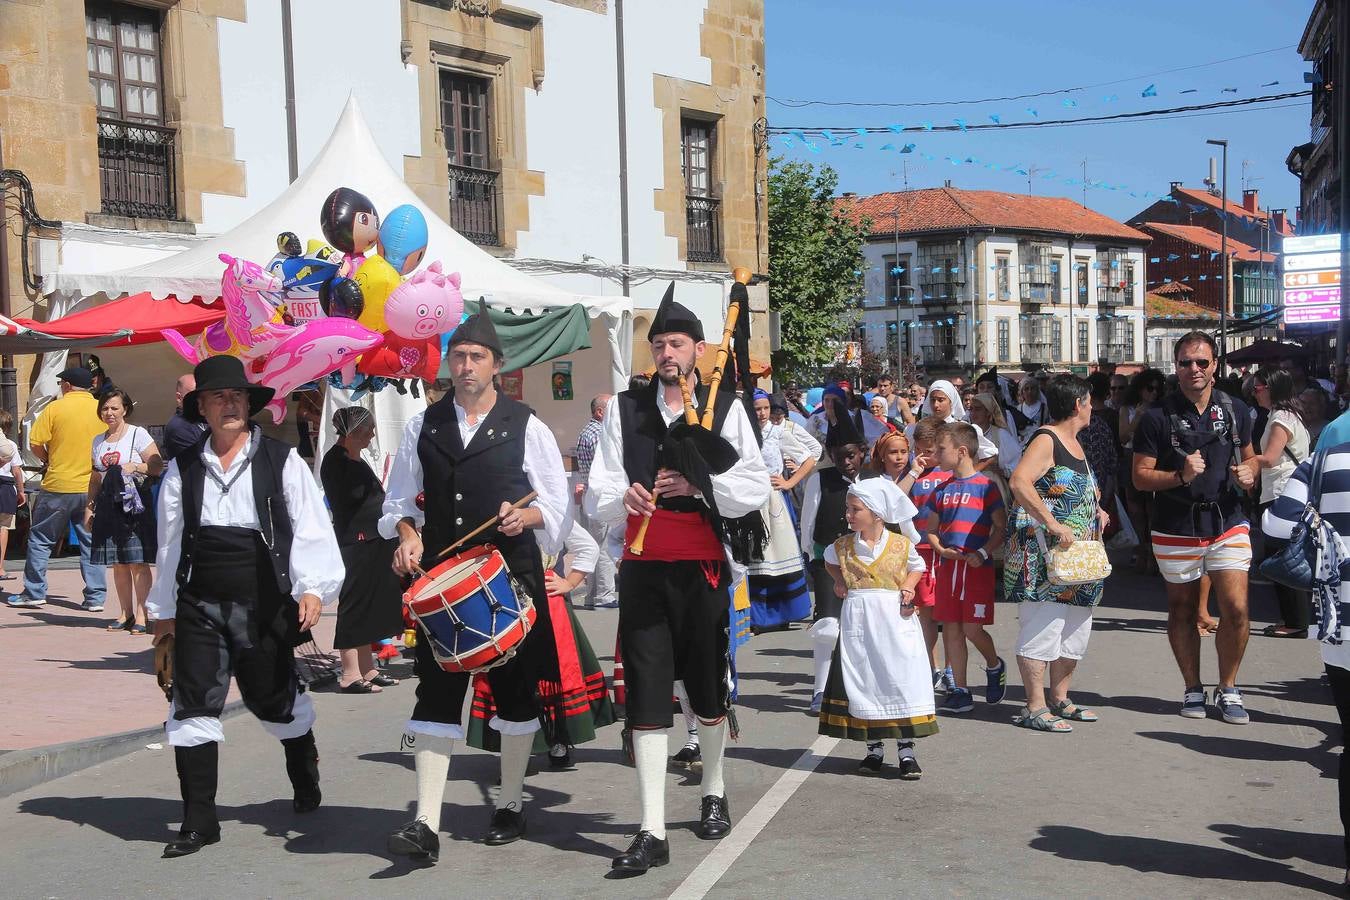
<box><xmin>748</xmin><ymin>388</ymin><xmax>820</xmax><ymax>631</ymax></box>
<box><xmin>819</xmin><ymin>478</ymin><xmax>937</xmax><ymax>780</ymax></box>
<box><xmin>466</xmin><ymin>522</ymin><xmax>615</xmax><ymax>767</ymax></box>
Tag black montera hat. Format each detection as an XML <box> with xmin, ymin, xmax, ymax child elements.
<box><xmin>647</xmin><ymin>282</ymin><xmax>704</xmax><ymax>343</ymax></box>
<box><xmin>449</xmin><ymin>299</ymin><xmax>504</xmax><ymax>357</ymax></box>
<box><xmin>825</xmin><ymin>410</ymin><xmax>864</xmax><ymax>449</ymax></box>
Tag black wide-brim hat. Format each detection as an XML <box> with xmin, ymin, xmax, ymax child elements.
<box><xmin>181</xmin><ymin>355</ymin><xmax>275</xmax><ymax>423</ymax></box>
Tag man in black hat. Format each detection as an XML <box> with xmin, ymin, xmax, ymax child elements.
<box><xmin>381</xmin><ymin>301</ymin><xmax>570</xmax><ymax>864</ymax></box>
<box><xmin>146</xmin><ymin>355</ymin><xmax>344</xmax><ymax>858</ymax></box>
<box><xmin>585</xmin><ymin>283</ymin><xmax>769</xmax><ymax>876</ymax></box>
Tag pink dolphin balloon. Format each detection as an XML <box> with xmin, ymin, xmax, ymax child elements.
<box><xmin>253</xmin><ymin>317</ymin><xmax>384</xmax><ymax>423</ymax></box>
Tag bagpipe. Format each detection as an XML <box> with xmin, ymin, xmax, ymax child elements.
<box><xmin>629</xmin><ymin>267</ymin><xmax>766</xmax><ymax>565</ymax></box>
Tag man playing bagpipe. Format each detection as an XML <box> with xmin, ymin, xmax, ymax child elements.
<box><xmin>586</xmin><ymin>282</ymin><xmax>769</xmax><ymax>875</ymax></box>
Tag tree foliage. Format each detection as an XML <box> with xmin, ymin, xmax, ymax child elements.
<box><xmin>768</xmin><ymin>157</ymin><xmax>870</xmax><ymax>382</ymax></box>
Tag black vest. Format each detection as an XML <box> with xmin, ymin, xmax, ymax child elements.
<box><xmin>417</xmin><ymin>393</ymin><xmax>536</xmax><ymax>562</ymax></box>
<box><xmin>615</xmin><ymin>378</ymin><xmax>737</xmax><ymax>514</ymax></box>
<box><xmin>175</xmin><ymin>428</ymin><xmax>296</xmax><ymax>594</ymax></box>
<box><xmin>813</xmin><ymin>468</ymin><xmax>876</xmax><ymax>548</ymax></box>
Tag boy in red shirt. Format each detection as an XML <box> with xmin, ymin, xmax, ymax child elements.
<box><xmin>921</xmin><ymin>422</ymin><xmax>1007</xmax><ymax>714</ymax></box>
<box><xmin>898</xmin><ymin>418</ymin><xmax>950</xmax><ymax>691</ymax></box>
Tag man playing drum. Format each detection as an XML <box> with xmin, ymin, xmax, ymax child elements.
<box><xmin>586</xmin><ymin>285</ymin><xmax>769</xmax><ymax>875</ymax></box>
<box><xmin>381</xmin><ymin>304</ymin><xmax>570</xmax><ymax>864</ymax></box>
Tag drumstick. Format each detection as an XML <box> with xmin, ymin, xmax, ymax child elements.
<box><xmin>435</xmin><ymin>490</ymin><xmax>539</xmax><ymax>561</ymax></box>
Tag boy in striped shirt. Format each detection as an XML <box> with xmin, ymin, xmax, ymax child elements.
<box><xmin>921</xmin><ymin>422</ymin><xmax>1008</xmax><ymax>714</ymax></box>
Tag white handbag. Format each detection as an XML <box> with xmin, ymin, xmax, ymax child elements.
<box><xmin>1035</xmin><ymin>525</ymin><xmax>1112</xmax><ymax>586</ymax></box>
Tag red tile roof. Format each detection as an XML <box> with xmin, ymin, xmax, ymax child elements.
<box><xmin>1171</xmin><ymin>187</ymin><xmax>1295</xmax><ymax>235</ymax></box>
<box><xmin>1137</xmin><ymin>221</ymin><xmax>1274</xmax><ymax>263</ymax></box>
<box><xmin>837</xmin><ymin>187</ymin><xmax>1151</xmax><ymax>243</ymax></box>
<box><xmin>1146</xmin><ymin>291</ymin><xmax>1218</xmax><ymax>321</ymax></box>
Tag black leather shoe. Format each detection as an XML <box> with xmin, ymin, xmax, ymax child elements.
<box><xmin>162</xmin><ymin>830</ymin><xmax>220</xmax><ymax>858</ymax></box>
<box><xmin>484</xmin><ymin>807</ymin><xmax>526</xmax><ymax>845</ymax></box>
<box><xmin>697</xmin><ymin>794</ymin><xmax>732</xmax><ymax>840</ymax></box>
<box><xmin>897</xmin><ymin>756</ymin><xmax>923</xmax><ymax>781</ymax></box>
<box><xmin>610</xmin><ymin>830</ymin><xmax>670</xmax><ymax>875</ymax></box>
<box><xmin>293</xmin><ymin>787</ymin><xmax>322</xmax><ymax>814</ymax></box>
<box><xmin>387</xmin><ymin>819</ymin><xmax>439</xmax><ymax>864</ymax></box>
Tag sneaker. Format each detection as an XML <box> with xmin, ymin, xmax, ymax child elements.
<box><xmin>939</xmin><ymin>688</ymin><xmax>974</xmax><ymax>714</ymax></box>
<box><xmin>81</xmin><ymin>600</ymin><xmax>105</xmax><ymax>613</ymax></box>
<box><xmin>6</xmin><ymin>594</ymin><xmax>44</xmax><ymax>608</ymax></box>
<box><xmin>896</xmin><ymin>756</ymin><xmax>923</xmax><ymax>781</ymax></box>
<box><xmin>671</xmin><ymin>743</ymin><xmax>702</xmax><ymax>770</ymax></box>
<box><xmin>809</xmin><ymin>692</ymin><xmax>823</xmax><ymax>715</ymax></box>
<box><xmin>857</xmin><ymin>752</ymin><xmax>884</xmax><ymax>775</ymax></box>
<box><xmin>1180</xmin><ymin>687</ymin><xmax>1207</xmax><ymax>719</ymax></box>
<box><xmin>940</xmin><ymin>666</ymin><xmax>957</xmax><ymax>694</ymax></box>
<box><xmin>1212</xmin><ymin>687</ymin><xmax>1250</xmax><ymax>725</ymax></box>
<box><xmin>985</xmin><ymin>657</ymin><xmax>1007</xmax><ymax>704</ymax></box>
<box><xmin>932</xmin><ymin>670</ymin><xmax>947</xmax><ymax>694</ymax></box>
<box><xmin>594</xmin><ymin>599</ymin><xmax>620</xmax><ymax>609</ymax></box>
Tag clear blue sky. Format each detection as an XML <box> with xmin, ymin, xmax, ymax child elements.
<box><xmin>765</xmin><ymin>0</ymin><xmax>1314</xmax><ymax>223</ymax></box>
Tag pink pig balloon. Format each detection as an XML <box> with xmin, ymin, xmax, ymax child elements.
<box><xmin>382</xmin><ymin>261</ymin><xmax>463</xmax><ymax>342</ymax></box>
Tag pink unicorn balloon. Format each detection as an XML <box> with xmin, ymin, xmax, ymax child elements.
<box><xmin>253</xmin><ymin>317</ymin><xmax>384</xmax><ymax>423</ymax></box>
<box><xmin>164</xmin><ymin>254</ymin><xmax>287</xmax><ymax>365</ymax></box>
<box><xmin>383</xmin><ymin>260</ymin><xmax>463</xmax><ymax>341</ymax></box>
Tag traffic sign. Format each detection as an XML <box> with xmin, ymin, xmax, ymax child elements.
<box><xmin>1284</xmin><ymin>270</ymin><xmax>1341</xmax><ymax>288</ymax></box>
<box><xmin>1284</xmin><ymin>234</ymin><xmax>1341</xmax><ymax>254</ymax></box>
<box><xmin>1286</xmin><ymin>252</ymin><xmax>1342</xmax><ymax>271</ymax></box>
<box><xmin>1285</xmin><ymin>287</ymin><xmax>1341</xmax><ymax>306</ymax></box>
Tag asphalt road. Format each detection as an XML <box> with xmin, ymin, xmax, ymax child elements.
<box><xmin>2</xmin><ymin>567</ymin><xmax>1345</xmax><ymax>898</ymax></box>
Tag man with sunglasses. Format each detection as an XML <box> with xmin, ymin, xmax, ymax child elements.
<box><xmin>1132</xmin><ymin>332</ymin><xmax>1260</xmax><ymax>725</ymax></box>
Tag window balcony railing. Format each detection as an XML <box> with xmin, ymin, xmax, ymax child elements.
<box><xmin>449</xmin><ymin>163</ymin><xmax>500</xmax><ymax>247</ymax></box>
<box><xmin>686</xmin><ymin>195</ymin><xmax>723</xmax><ymax>263</ymax></box>
<box><xmin>1097</xmin><ymin>284</ymin><xmax>1133</xmax><ymax>306</ymax></box>
<box><xmin>97</xmin><ymin>117</ymin><xmax>177</xmax><ymax>220</ymax></box>
<box><xmin>1097</xmin><ymin>342</ymin><xmax>1128</xmax><ymax>363</ymax></box>
<box><xmin>921</xmin><ymin>343</ymin><xmax>964</xmax><ymax>365</ymax></box>
<box><xmin>1019</xmin><ymin>342</ymin><xmax>1055</xmax><ymax>364</ymax></box>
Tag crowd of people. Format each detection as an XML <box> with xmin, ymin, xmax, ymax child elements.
<box><xmin>9</xmin><ymin>314</ymin><xmax>1350</xmax><ymax>884</ymax></box>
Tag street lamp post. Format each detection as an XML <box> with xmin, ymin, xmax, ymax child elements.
<box><xmin>1207</xmin><ymin>138</ymin><xmax>1229</xmax><ymax>372</ymax></box>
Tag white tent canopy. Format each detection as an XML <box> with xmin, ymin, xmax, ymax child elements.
<box><xmin>45</xmin><ymin>96</ymin><xmax>633</xmax><ymax>391</ymax></box>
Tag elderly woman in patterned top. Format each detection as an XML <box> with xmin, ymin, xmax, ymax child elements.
<box><xmin>1005</xmin><ymin>375</ymin><xmax>1110</xmax><ymax>734</ymax></box>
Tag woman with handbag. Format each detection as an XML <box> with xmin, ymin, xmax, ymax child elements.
<box><xmin>85</xmin><ymin>389</ymin><xmax>162</xmax><ymax>635</ymax></box>
<box><xmin>1251</xmin><ymin>369</ymin><xmax>1312</xmax><ymax>638</ymax></box>
<box><xmin>1262</xmin><ymin>446</ymin><xmax>1350</xmax><ymax>890</ymax></box>
<box><xmin>1005</xmin><ymin>375</ymin><xmax>1110</xmax><ymax>733</ymax></box>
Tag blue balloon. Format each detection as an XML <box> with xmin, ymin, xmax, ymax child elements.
<box><xmin>804</xmin><ymin>386</ymin><xmax>824</xmax><ymax>412</ymax></box>
<box><xmin>378</xmin><ymin>204</ymin><xmax>429</xmax><ymax>275</ymax></box>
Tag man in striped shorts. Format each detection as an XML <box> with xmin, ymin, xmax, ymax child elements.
<box><xmin>1132</xmin><ymin>331</ymin><xmax>1260</xmax><ymax>725</ymax></box>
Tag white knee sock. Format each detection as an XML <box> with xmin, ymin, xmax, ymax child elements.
<box><xmin>633</xmin><ymin>729</ymin><xmax>668</xmax><ymax>839</ymax></box>
<box><xmin>497</xmin><ymin>731</ymin><xmax>533</xmax><ymax>812</ymax></box>
<box><xmin>413</xmin><ymin>734</ymin><xmax>454</xmax><ymax>833</ymax></box>
<box><xmin>812</xmin><ymin>617</ymin><xmax>840</xmax><ymax>696</ymax></box>
<box><xmin>677</xmin><ymin>691</ymin><xmax>699</xmax><ymax>745</ymax></box>
<box><xmin>697</xmin><ymin>719</ymin><xmax>728</xmax><ymax>798</ymax></box>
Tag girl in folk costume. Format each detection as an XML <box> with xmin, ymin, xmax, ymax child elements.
<box><xmin>465</xmin><ymin>518</ymin><xmax>616</xmax><ymax>767</ymax></box>
<box><xmin>819</xmin><ymin>479</ymin><xmax>937</xmax><ymax>779</ymax></box>
<box><xmin>748</xmin><ymin>389</ymin><xmax>820</xmax><ymax>631</ymax></box>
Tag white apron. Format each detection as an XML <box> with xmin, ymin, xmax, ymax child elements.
<box><xmin>838</xmin><ymin>587</ymin><xmax>936</xmax><ymax>721</ymax></box>
<box><xmin>749</xmin><ymin>490</ymin><xmax>804</xmax><ymax>577</ymax></box>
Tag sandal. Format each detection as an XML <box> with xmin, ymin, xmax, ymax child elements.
<box><xmin>1012</xmin><ymin>706</ymin><xmax>1072</xmax><ymax>732</ymax></box>
<box><xmin>1049</xmin><ymin>699</ymin><xmax>1099</xmax><ymax>722</ymax></box>
<box><xmin>107</xmin><ymin>618</ymin><xmax>131</xmax><ymax>632</ymax></box>
<box><xmin>340</xmin><ymin>679</ymin><xmax>380</xmax><ymax>694</ymax></box>
<box><xmin>368</xmin><ymin>673</ymin><xmax>399</xmax><ymax>687</ymax></box>
<box><xmin>1262</xmin><ymin>624</ymin><xmax>1308</xmax><ymax>639</ymax></box>
<box><xmin>128</xmin><ymin>623</ymin><xmax>147</xmax><ymax>635</ymax></box>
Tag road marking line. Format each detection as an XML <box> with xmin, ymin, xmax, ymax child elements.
<box><xmin>668</xmin><ymin>734</ymin><xmax>839</xmax><ymax>900</ymax></box>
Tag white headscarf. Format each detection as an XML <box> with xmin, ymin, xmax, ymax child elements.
<box><xmin>921</xmin><ymin>379</ymin><xmax>965</xmax><ymax>422</ymax></box>
<box><xmin>848</xmin><ymin>478</ymin><xmax>919</xmax><ymax>527</ymax></box>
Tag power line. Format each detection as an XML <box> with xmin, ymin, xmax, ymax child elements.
<box><xmin>768</xmin><ymin>44</ymin><xmax>1298</xmax><ymax>108</ymax></box>
<box><xmin>768</xmin><ymin>91</ymin><xmax>1310</xmax><ymax>136</ymax></box>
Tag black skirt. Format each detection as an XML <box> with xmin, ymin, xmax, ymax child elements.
<box><xmin>334</xmin><ymin>537</ymin><xmax>407</xmax><ymax>650</ymax></box>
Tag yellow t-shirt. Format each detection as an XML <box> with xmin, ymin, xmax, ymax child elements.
<box><xmin>30</xmin><ymin>390</ymin><xmax>104</xmax><ymax>493</ymax></box>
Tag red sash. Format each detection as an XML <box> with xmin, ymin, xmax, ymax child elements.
<box><xmin>622</xmin><ymin>509</ymin><xmax>723</xmax><ymax>562</ymax></box>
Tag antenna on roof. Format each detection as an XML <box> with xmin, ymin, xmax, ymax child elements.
<box><xmin>1203</xmin><ymin>157</ymin><xmax>1218</xmax><ymax>193</ymax></box>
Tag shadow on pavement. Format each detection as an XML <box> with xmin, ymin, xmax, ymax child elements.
<box><xmin>38</xmin><ymin>648</ymin><xmax>153</xmax><ymax>672</ymax></box>
<box><xmin>1137</xmin><ymin>730</ymin><xmax>1337</xmax><ymax>778</ymax></box>
<box><xmin>1209</xmin><ymin>823</ymin><xmax>1344</xmax><ymax>869</ymax></box>
<box><xmin>1028</xmin><ymin>824</ymin><xmax>1340</xmax><ymax>892</ymax></box>
<box><xmin>750</xmin><ymin>647</ymin><xmax>812</xmax><ymax>659</ymax></box>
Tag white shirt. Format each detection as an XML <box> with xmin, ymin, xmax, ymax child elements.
<box><xmin>147</xmin><ymin>431</ymin><xmax>345</xmax><ymax>620</ymax></box>
<box><xmin>760</xmin><ymin>419</ymin><xmax>821</xmax><ymax>475</ymax></box>
<box><xmin>92</xmin><ymin>425</ymin><xmax>153</xmax><ymax>472</ymax></box>
<box><xmin>1260</xmin><ymin>409</ymin><xmax>1311</xmax><ymax>504</ymax></box>
<box><xmin>379</xmin><ymin>400</ymin><xmax>572</xmax><ymax>556</ymax></box>
<box><xmin>799</xmin><ymin>472</ymin><xmax>922</xmax><ymax>555</ymax></box>
<box><xmin>822</xmin><ymin>528</ymin><xmax>926</xmax><ymax>573</ymax></box>
<box><xmin>585</xmin><ymin>383</ymin><xmax>770</xmax><ymax>528</ymax></box>
<box><xmin>555</xmin><ymin>519</ymin><xmax>600</xmax><ymax>576</ymax></box>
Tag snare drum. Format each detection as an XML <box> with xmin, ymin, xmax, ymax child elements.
<box><xmin>404</xmin><ymin>544</ymin><xmax>536</xmax><ymax>673</ymax></box>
